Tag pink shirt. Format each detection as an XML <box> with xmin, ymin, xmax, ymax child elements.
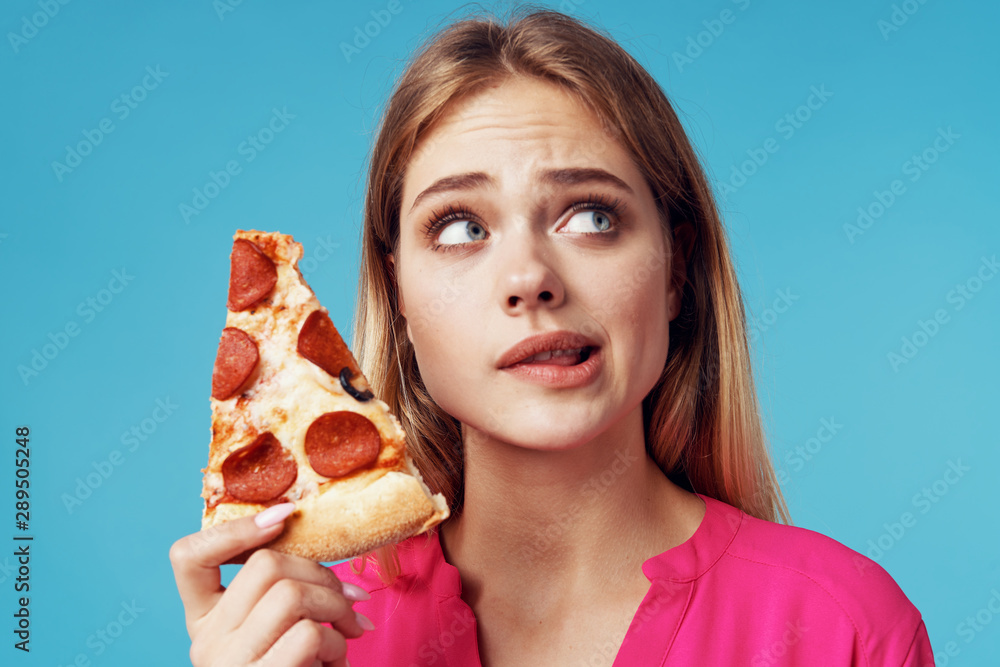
<box><xmin>329</xmin><ymin>493</ymin><xmax>933</xmax><ymax>665</ymax></box>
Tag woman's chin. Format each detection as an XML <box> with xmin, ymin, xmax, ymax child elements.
<box><xmin>470</xmin><ymin>422</ymin><xmax>606</xmax><ymax>453</ymax></box>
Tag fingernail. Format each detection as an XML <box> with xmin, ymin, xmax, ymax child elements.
<box><xmin>254</xmin><ymin>503</ymin><xmax>295</xmax><ymax>529</ymax></box>
<box><xmin>346</xmin><ymin>660</ymin><xmax>352</xmax><ymax>667</ymax></box>
<box><xmin>355</xmin><ymin>611</ymin><xmax>375</xmax><ymax>631</ymax></box>
<box><xmin>341</xmin><ymin>582</ymin><xmax>371</xmax><ymax>601</ymax></box>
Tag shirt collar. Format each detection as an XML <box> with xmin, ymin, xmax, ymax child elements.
<box><xmin>401</xmin><ymin>491</ymin><xmax>743</xmax><ymax>594</ymax></box>
<box><xmin>641</xmin><ymin>493</ymin><xmax>743</xmax><ymax>582</ymax></box>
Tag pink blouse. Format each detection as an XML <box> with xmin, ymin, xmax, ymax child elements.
<box><xmin>329</xmin><ymin>493</ymin><xmax>933</xmax><ymax>665</ymax></box>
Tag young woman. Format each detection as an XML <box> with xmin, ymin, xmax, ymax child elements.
<box><xmin>170</xmin><ymin>8</ymin><xmax>933</xmax><ymax>666</ymax></box>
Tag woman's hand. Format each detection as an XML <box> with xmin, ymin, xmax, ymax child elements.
<box><xmin>169</xmin><ymin>503</ymin><xmax>371</xmax><ymax>667</ymax></box>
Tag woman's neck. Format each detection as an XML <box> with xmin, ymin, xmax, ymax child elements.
<box><xmin>438</xmin><ymin>404</ymin><xmax>705</xmax><ymax>614</ymax></box>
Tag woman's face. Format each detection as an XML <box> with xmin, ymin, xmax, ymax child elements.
<box><xmin>392</xmin><ymin>76</ymin><xmax>683</xmax><ymax>451</ymax></box>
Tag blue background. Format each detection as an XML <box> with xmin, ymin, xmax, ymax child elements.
<box><xmin>2</xmin><ymin>0</ymin><xmax>997</xmax><ymax>664</ymax></box>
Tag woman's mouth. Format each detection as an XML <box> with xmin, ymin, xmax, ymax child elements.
<box><xmin>511</xmin><ymin>346</ymin><xmax>594</xmax><ymax>367</ymax></box>
<box><xmin>501</xmin><ymin>346</ymin><xmax>601</xmax><ymax>388</ymax></box>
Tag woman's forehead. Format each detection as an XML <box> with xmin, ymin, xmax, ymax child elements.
<box><xmin>401</xmin><ymin>79</ymin><xmax>635</xmax><ymax>211</ymax></box>
<box><xmin>414</xmin><ymin>77</ymin><xmax>606</xmax><ymax>156</ymax></box>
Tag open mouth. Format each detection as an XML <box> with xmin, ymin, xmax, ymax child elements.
<box><xmin>511</xmin><ymin>346</ymin><xmax>595</xmax><ymax>367</ymax></box>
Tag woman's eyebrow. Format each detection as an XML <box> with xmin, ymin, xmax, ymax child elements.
<box><xmin>408</xmin><ymin>167</ymin><xmax>634</xmax><ymax>215</ymax></box>
<box><xmin>409</xmin><ymin>172</ymin><xmax>494</xmax><ymax>214</ymax></box>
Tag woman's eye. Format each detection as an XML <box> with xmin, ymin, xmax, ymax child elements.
<box><xmin>564</xmin><ymin>209</ymin><xmax>613</xmax><ymax>233</ymax></box>
<box><xmin>438</xmin><ymin>219</ymin><xmax>488</xmax><ymax>245</ymax></box>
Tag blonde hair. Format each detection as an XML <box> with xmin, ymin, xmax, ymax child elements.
<box><xmin>349</xmin><ymin>5</ymin><xmax>790</xmax><ymax>583</ymax></box>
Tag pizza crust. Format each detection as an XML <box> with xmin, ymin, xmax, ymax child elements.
<box><xmin>205</xmin><ymin>461</ymin><xmax>449</xmax><ymax>564</ymax></box>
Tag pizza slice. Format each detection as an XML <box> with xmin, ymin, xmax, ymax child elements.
<box><xmin>200</xmin><ymin>229</ymin><xmax>449</xmax><ymax>564</ymax></box>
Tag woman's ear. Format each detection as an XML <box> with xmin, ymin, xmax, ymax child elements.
<box><xmin>666</xmin><ymin>222</ymin><xmax>694</xmax><ymax>321</ymax></box>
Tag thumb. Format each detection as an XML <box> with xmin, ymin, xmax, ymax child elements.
<box><xmin>170</xmin><ymin>503</ymin><xmax>296</xmax><ymax>622</ymax></box>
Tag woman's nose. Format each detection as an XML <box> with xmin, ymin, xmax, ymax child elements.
<box><xmin>495</xmin><ymin>231</ymin><xmax>565</xmax><ymax>313</ymax></box>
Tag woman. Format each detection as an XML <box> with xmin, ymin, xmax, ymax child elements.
<box><xmin>170</xmin><ymin>8</ymin><xmax>933</xmax><ymax>666</ymax></box>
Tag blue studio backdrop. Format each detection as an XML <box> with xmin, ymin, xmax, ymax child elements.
<box><xmin>2</xmin><ymin>0</ymin><xmax>998</xmax><ymax>665</ymax></box>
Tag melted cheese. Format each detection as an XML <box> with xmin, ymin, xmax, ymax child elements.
<box><xmin>202</xmin><ymin>232</ymin><xmax>404</xmax><ymax>510</ymax></box>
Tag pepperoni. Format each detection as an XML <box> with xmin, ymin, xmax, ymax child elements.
<box><xmin>304</xmin><ymin>412</ymin><xmax>381</xmax><ymax>478</ymax></box>
<box><xmin>227</xmin><ymin>239</ymin><xmax>278</xmax><ymax>311</ymax></box>
<box><xmin>222</xmin><ymin>432</ymin><xmax>297</xmax><ymax>503</ymax></box>
<box><xmin>211</xmin><ymin>327</ymin><xmax>259</xmax><ymax>400</ymax></box>
<box><xmin>297</xmin><ymin>310</ymin><xmax>362</xmax><ymax>378</ymax></box>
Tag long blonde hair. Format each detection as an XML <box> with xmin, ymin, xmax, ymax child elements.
<box><xmin>350</xmin><ymin>6</ymin><xmax>790</xmax><ymax>582</ymax></box>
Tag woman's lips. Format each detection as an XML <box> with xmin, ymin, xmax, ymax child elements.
<box><xmin>511</xmin><ymin>347</ymin><xmax>590</xmax><ymax>367</ymax></box>
<box><xmin>496</xmin><ymin>331</ymin><xmax>600</xmax><ymax>369</ymax></box>
<box><xmin>500</xmin><ymin>347</ymin><xmax>602</xmax><ymax>388</ymax></box>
